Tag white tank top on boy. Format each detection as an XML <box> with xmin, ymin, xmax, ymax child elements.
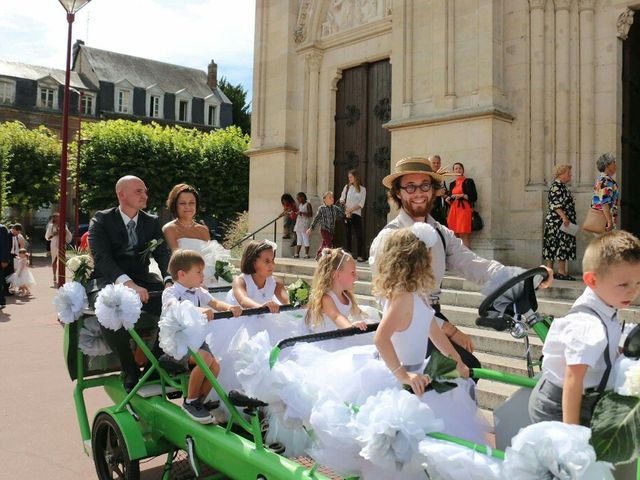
<box><xmin>225</xmin><ymin>273</ymin><xmax>278</xmax><ymax>305</ymax></box>
<box><xmin>390</xmin><ymin>293</ymin><xmax>432</xmax><ymax>371</ymax></box>
<box><xmin>542</xmin><ymin>286</ymin><xmax>621</xmax><ymax>390</ymax></box>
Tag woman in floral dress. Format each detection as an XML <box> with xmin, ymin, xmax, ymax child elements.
<box><xmin>591</xmin><ymin>152</ymin><xmax>619</xmax><ymax>233</ymax></box>
<box><xmin>542</xmin><ymin>164</ymin><xmax>576</xmax><ymax>280</ymax></box>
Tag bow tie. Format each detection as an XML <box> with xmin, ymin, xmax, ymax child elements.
<box><xmin>185</xmin><ymin>288</ymin><xmax>197</xmax><ymax>294</ymax></box>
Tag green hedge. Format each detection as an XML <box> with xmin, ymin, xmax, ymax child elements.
<box><xmin>76</xmin><ymin>120</ymin><xmax>250</xmax><ymax>229</ymax></box>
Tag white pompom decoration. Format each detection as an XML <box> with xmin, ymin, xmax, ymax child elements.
<box><xmin>54</xmin><ymin>281</ymin><xmax>88</xmax><ymax>324</ymax></box>
<box><xmin>158</xmin><ymin>300</ymin><xmax>207</xmax><ymax>360</ymax></box>
<box><xmin>95</xmin><ymin>284</ymin><xmax>143</xmax><ymax>331</ymax></box>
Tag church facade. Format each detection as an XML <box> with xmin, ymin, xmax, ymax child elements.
<box><xmin>247</xmin><ymin>0</ymin><xmax>640</xmax><ymax>267</ymax></box>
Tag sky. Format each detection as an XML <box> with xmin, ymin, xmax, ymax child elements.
<box><xmin>0</xmin><ymin>0</ymin><xmax>256</xmax><ymax>102</ymax></box>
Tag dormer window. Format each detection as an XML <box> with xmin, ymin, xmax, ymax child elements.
<box><xmin>0</xmin><ymin>79</ymin><xmax>16</xmax><ymax>104</ymax></box>
<box><xmin>145</xmin><ymin>84</ymin><xmax>164</xmax><ymax>119</ymax></box>
<box><xmin>174</xmin><ymin>89</ymin><xmax>192</xmax><ymax>123</ymax></box>
<box><xmin>81</xmin><ymin>93</ymin><xmax>95</xmax><ymax>115</ymax></box>
<box><xmin>114</xmin><ymin>79</ymin><xmax>134</xmax><ymax>114</ymax></box>
<box><xmin>204</xmin><ymin>94</ymin><xmax>220</xmax><ymax>127</ymax></box>
<box><xmin>37</xmin><ymin>77</ymin><xmax>59</xmax><ymax>110</ymax></box>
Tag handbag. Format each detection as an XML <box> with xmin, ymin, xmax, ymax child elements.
<box><xmin>582</xmin><ymin>208</ymin><xmax>606</xmax><ymax>234</ymax></box>
<box><xmin>471</xmin><ymin>210</ymin><xmax>484</xmax><ymax>231</ymax></box>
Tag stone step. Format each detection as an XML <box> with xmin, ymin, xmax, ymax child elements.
<box><xmin>458</xmin><ymin>325</ymin><xmax>543</xmax><ymax>359</ymax></box>
<box><xmin>476</xmin><ymin>379</ymin><xmax>520</xmax><ymax>411</ymax></box>
<box><xmin>474</xmin><ymin>352</ymin><xmax>531</xmax><ymax>377</ymax></box>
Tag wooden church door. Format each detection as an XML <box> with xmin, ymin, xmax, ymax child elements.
<box><xmin>333</xmin><ymin>59</ymin><xmax>391</xmax><ymax>252</ymax></box>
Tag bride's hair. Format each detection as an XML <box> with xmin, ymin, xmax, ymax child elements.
<box><xmin>372</xmin><ymin>228</ymin><xmax>435</xmax><ymax>300</ymax></box>
<box><xmin>305</xmin><ymin>248</ymin><xmax>361</xmax><ymax>329</ymax></box>
<box><xmin>166</xmin><ymin>183</ymin><xmax>200</xmax><ymax>218</ymax></box>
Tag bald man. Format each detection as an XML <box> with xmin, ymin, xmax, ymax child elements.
<box><xmin>88</xmin><ymin>175</ymin><xmax>171</xmax><ymax>391</ymax></box>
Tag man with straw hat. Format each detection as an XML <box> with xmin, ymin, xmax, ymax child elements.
<box><xmin>370</xmin><ymin>156</ymin><xmax>553</xmax><ymax>371</ymax></box>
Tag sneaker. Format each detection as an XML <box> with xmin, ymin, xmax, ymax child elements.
<box><xmin>293</xmin><ymin>254</ymin><xmax>300</xmax><ymax>258</ymax></box>
<box><xmin>202</xmin><ymin>399</ymin><xmax>220</xmax><ymax>410</ymax></box>
<box><xmin>182</xmin><ymin>399</ymin><xmax>214</xmax><ymax>424</ymax></box>
<box><xmin>303</xmin><ymin>255</ymin><xmax>310</xmax><ymax>259</ymax></box>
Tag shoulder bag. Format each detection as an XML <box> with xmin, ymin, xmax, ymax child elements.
<box><xmin>582</xmin><ymin>208</ymin><xmax>606</xmax><ymax>234</ymax></box>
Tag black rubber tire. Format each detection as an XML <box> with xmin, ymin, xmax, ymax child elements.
<box><xmin>92</xmin><ymin>412</ymin><xmax>140</xmax><ymax>480</ymax></box>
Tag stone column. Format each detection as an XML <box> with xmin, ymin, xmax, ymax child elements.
<box><xmin>554</xmin><ymin>0</ymin><xmax>570</xmax><ymax>166</ymax></box>
<box><xmin>578</xmin><ymin>0</ymin><xmax>595</xmax><ymax>185</ymax></box>
<box><xmin>252</xmin><ymin>0</ymin><xmax>268</xmax><ymax>146</ymax></box>
<box><xmin>529</xmin><ymin>0</ymin><xmax>546</xmax><ymax>185</ymax></box>
<box><xmin>305</xmin><ymin>51</ymin><xmax>322</xmax><ymax>195</ymax></box>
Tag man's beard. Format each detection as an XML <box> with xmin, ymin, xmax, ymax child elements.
<box><xmin>401</xmin><ymin>195</ymin><xmax>436</xmax><ymax>220</ymax></box>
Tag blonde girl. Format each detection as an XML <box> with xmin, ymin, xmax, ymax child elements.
<box><xmin>305</xmin><ymin>248</ymin><xmax>368</xmax><ymax>333</ymax></box>
<box><xmin>373</xmin><ymin>223</ymin><xmax>469</xmax><ymax>396</ymax></box>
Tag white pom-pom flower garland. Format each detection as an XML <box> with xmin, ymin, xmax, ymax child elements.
<box><xmin>94</xmin><ymin>284</ymin><xmax>143</xmax><ymax>331</ymax></box>
<box><xmin>502</xmin><ymin>421</ymin><xmax>614</xmax><ymax>479</ymax></box>
<box><xmin>54</xmin><ymin>281</ymin><xmax>88</xmax><ymax>324</ymax></box>
<box><xmin>79</xmin><ymin>316</ymin><xmax>113</xmax><ymax>356</ymax></box>
<box><xmin>411</xmin><ymin>222</ymin><xmax>438</xmax><ymax>249</ymax></box>
<box><xmin>158</xmin><ymin>300</ymin><xmax>208</xmax><ymax>361</ymax></box>
<box><xmin>613</xmin><ymin>357</ymin><xmax>640</xmax><ymax>397</ymax></box>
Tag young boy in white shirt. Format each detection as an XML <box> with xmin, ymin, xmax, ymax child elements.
<box><xmin>529</xmin><ymin>230</ymin><xmax>640</xmax><ymax>426</ymax></box>
<box><xmin>162</xmin><ymin>249</ymin><xmax>242</xmax><ymax>424</ymax></box>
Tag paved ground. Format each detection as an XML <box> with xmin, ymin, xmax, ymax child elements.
<box><xmin>0</xmin><ymin>255</ymin><xmax>167</xmax><ymax>479</ymax></box>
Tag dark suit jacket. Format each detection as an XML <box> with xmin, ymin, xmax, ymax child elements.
<box><xmin>87</xmin><ymin>207</ymin><xmax>170</xmax><ymax>293</ymax></box>
<box><xmin>0</xmin><ymin>224</ymin><xmax>10</xmax><ymax>264</ymax></box>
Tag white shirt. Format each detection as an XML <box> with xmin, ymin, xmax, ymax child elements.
<box><xmin>162</xmin><ymin>282</ymin><xmax>214</xmax><ymax>309</ymax></box>
<box><xmin>115</xmin><ymin>208</ymin><xmax>140</xmax><ymax>285</ymax></box>
<box><xmin>10</xmin><ymin>234</ymin><xmax>23</xmax><ymax>255</ymax></box>
<box><xmin>340</xmin><ymin>184</ymin><xmax>366</xmax><ymax>216</ymax></box>
<box><xmin>542</xmin><ymin>287</ymin><xmax>621</xmax><ymax>390</ymax></box>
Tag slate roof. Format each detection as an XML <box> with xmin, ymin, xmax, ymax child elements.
<box><xmin>0</xmin><ymin>59</ymin><xmax>90</xmax><ymax>90</ymax></box>
<box><xmin>78</xmin><ymin>45</ymin><xmax>230</xmax><ymax>104</ymax></box>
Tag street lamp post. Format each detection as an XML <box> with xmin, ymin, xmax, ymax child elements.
<box><xmin>57</xmin><ymin>0</ymin><xmax>91</xmax><ymax>287</ymax></box>
<box><xmin>74</xmin><ymin>90</ymin><xmax>83</xmax><ymax>246</ymax></box>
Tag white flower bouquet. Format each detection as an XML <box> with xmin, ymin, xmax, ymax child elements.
<box><xmin>66</xmin><ymin>251</ymin><xmax>94</xmax><ymax>286</ymax></box>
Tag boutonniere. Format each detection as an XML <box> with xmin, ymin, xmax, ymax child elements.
<box><xmin>141</xmin><ymin>238</ymin><xmax>164</xmax><ymax>263</ymax></box>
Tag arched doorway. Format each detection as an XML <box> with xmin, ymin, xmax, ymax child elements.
<box><xmin>621</xmin><ymin>15</ymin><xmax>640</xmax><ymax>237</ymax></box>
<box><xmin>333</xmin><ymin>59</ymin><xmax>391</xmax><ymax>253</ymax></box>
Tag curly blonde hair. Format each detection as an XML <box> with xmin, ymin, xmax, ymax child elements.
<box><xmin>372</xmin><ymin>227</ymin><xmax>436</xmax><ymax>300</ymax></box>
<box><xmin>305</xmin><ymin>248</ymin><xmax>361</xmax><ymax>329</ymax></box>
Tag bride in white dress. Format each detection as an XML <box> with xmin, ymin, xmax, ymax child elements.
<box><xmin>162</xmin><ymin>183</ymin><xmax>231</xmax><ymax>291</ymax></box>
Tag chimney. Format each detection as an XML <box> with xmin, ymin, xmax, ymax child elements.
<box><xmin>73</xmin><ymin>39</ymin><xmax>85</xmax><ymax>62</ymax></box>
<box><xmin>207</xmin><ymin>60</ymin><xmax>218</xmax><ymax>89</ymax></box>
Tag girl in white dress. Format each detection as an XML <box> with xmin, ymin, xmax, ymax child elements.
<box><xmin>305</xmin><ymin>248</ymin><xmax>368</xmax><ymax>333</ymax></box>
<box><xmin>7</xmin><ymin>248</ymin><xmax>36</xmax><ymax>296</ymax></box>
<box><xmin>293</xmin><ymin>192</ymin><xmax>312</xmax><ymax>258</ymax></box>
<box><xmin>163</xmin><ymin>183</ymin><xmax>231</xmax><ymax>289</ymax></box>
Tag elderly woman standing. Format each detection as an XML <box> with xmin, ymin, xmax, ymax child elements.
<box><xmin>592</xmin><ymin>152</ymin><xmax>619</xmax><ymax>233</ymax></box>
<box><xmin>542</xmin><ymin>164</ymin><xmax>576</xmax><ymax>280</ymax></box>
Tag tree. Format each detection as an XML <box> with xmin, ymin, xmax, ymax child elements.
<box><xmin>0</xmin><ymin>121</ymin><xmax>60</xmax><ymax>213</ymax></box>
<box><xmin>219</xmin><ymin>76</ymin><xmax>251</xmax><ymax>134</ymax></box>
<box><xmin>77</xmin><ymin>120</ymin><xmax>250</xmax><ymax>231</ymax></box>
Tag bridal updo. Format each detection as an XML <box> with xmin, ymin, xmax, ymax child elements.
<box><xmin>166</xmin><ymin>183</ymin><xmax>200</xmax><ymax>218</ymax></box>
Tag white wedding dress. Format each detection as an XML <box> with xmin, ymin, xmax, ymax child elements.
<box><xmin>176</xmin><ymin>237</ymin><xmax>231</xmax><ymax>294</ymax></box>
<box><xmin>230</xmin><ymin>292</ymin><xmax>489</xmax><ymax>477</ymax></box>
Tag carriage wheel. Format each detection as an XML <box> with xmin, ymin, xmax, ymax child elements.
<box><xmin>92</xmin><ymin>413</ymin><xmax>140</xmax><ymax>480</ymax></box>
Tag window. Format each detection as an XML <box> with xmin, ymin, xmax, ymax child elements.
<box><xmin>37</xmin><ymin>77</ymin><xmax>60</xmax><ymax>110</ymax></box>
<box><xmin>206</xmin><ymin>105</ymin><xmax>217</xmax><ymax>126</ymax></box>
<box><xmin>174</xmin><ymin>89</ymin><xmax>192</xmax><ymax>123</ymax></box>
<box><xmin>81</xmin><ymin>94</ymin><xmax>95</xmax><ymax>115</ymax></box>
<box><xmin>117</xmin><ymin>89</ymin><xmax>131</xmax><ymax>113</ymax></box>
<box><xmin>178</xmin><ymin>100</ymin><xmax>189</xmax><ymax>122</ymax></box>
<box><xmin>0</xmin><ymin>80</ymin><xmax>15</xmax><ymax>104</ymax></box>
<box><xmin>40</xmin><ymin>87</ymin><xmax>55</xmax><ymax>109</ymax></box>
<box><xmin>149</xmin><ymin>95</ymin><xmax>160</xmax><ymax>118</ymax></box>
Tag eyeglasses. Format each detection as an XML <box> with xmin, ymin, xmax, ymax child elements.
<box><xmin>399</xmin><ymin>183</ymin><xmax>432</xmax><ymax>194</ymax></box>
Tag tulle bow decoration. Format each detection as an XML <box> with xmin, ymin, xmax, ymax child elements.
<box><xmin>502</xmin><ymin>421</ymin><xmax>614</xmax><ymax>480</ymax></box>
<box><xmin>158</xmin><ymin>300</ymin><xmax>207</xmax><ymax>360</ymax></box>
<box><xmin>95</xmin><ymin>284</ymin><xmax>143</xmax><ymax>331</ymax></box>
<box><xmin>411</xmin><ymin>222</ymin><xmax>438</xmax><ymax>248</ymax></box>
<box><xmin>79</xmin><ymin>316</ymin><xmax>112</xmax><ymax>356</ymax></box>
<box><xmin>54</xmin><ymin>281</ymin><xmax>88</xmax><ymax>324</ymax></box>
<box><xmin>419</xmin><ymin>437</ymin><xmax>502</xmax><ymax>480</ymax></box>
<box><xmin>353</xmin><ymin>388</ymin><xmax>444</xmax><ymax>471</ymax></box>
<box><xmin>262</xmin><ymin>239</ymin><xmax>278</xmax><ymax>252</ymax></box>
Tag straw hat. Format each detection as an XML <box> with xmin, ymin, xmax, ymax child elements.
<box><xmin>382</xmin><ymin>156</ymin><xmax>445</xmax><ymax>188</ymax></box>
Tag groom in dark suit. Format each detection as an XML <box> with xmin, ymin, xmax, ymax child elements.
<box><xmin>88</xmin><ymin>175</ymin><xmax>171</xmax><ymax>391</ymax></box>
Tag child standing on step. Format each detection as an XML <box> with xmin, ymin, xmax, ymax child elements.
<box><xmin>306</xmin><ymin>191</ymin><xmax>344</xmax><ymax>260</ymax></box>
<box><xmin>162</xmin><ymin>249</ymin><xmax>242</xmax><ymax>424</ymax></box>
<box><xmin>305</xmin><ymin>247</ymin><xmax>368</xmax><ymax>333</ymax></box>
<box><xmin>529</xmin><ymin>230</ymin><xmax>640</xmax><ymax>426</ymax></box>
<box><xmin>293</xmin><ymin>192</ymin><xmax>312</xmax><ymax>259</ymax></box>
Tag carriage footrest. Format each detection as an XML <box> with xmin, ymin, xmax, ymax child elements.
<box><xmin>136</xmin><ymin>384</ymin><xmax>180</xmax><ymax>398</ymax></box>
<box><xmin>291</xmin><ymin>456</ymin><xmax>343</xmax><ymax>480</ymax></box>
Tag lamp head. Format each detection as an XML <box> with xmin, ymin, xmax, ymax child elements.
<box><xmin>58</xmin><ymin>0</ymin><xmax>91</xmax><ymax>14</ymax></box>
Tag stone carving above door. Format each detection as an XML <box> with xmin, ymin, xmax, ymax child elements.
<box><xmin>321</xmin><ymin>0</ymin><xmax>392</xmax><ymax>38</ymax></box>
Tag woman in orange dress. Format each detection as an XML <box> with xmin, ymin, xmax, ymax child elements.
<box><xmin>446</xmin><ymin>162</ymin><xmax>477</xmax><ymax>248</ymax></box>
